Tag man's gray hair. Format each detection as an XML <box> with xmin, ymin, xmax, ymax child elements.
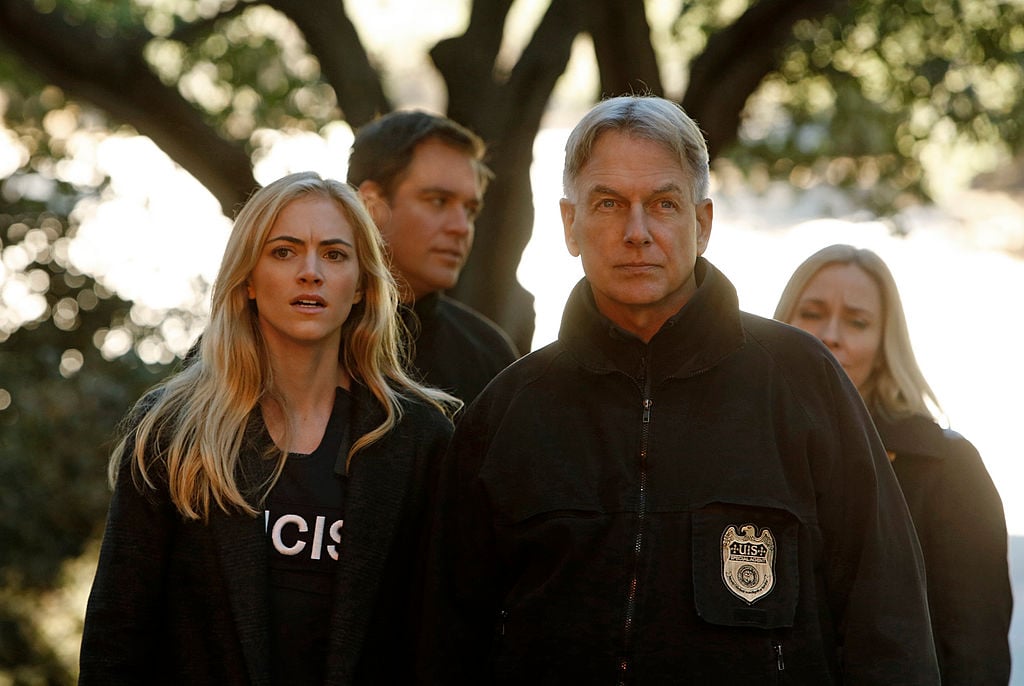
<box><xmin>562</xmin><ymin>95</ymin><xmax>710</xmax><ymax>202</ymax></box>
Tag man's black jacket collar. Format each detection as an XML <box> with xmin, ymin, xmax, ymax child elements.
<box><xmin>558</xmin><ymin>257</ymin><xmax>745</xmax><ymax>384</ymax></box>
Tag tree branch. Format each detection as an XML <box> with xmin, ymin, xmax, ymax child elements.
<box><xmin>444</xmin><ymin>0</ymin><xmax>587</xmax><ymax>349</ymax></box>
<box><xmin>168</xmin><ymin>1</ymin><xmax>250</xmax><ymax>45</ymax></box>
<box><xmin>681</xmin><ymin>0</ymin><xmax>849</xmax><ymax>159</ymax></box>
<box><xmin>431</xmin><ymin>0</ymin><xmax>514</xmax><ymax>122</ymax></box>
<box><xmin>269</xmin><ymin>0</ymin><xmax>390</xmax><ymax>127</ymax></box>
<box><xmin>0</xmin><ymin>2</ymin><xmax>255</xmax><ymax>215</ymax></box>
<box><xmin>500</xmin><ymin>0</ymin><xmax>587</xmax><ymax>137</ymax></box>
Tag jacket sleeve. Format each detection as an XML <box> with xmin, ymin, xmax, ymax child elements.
<box><xmin>916</xmin><ymin>434</ymin><xmax>1012</xmax><ymax>683</ymax></box>
<box><xmin>79</xmin><ymin>435</ymin><xmax>175</xmax><ymax>683</ymax></box>
<box><xmin>415</xmin><ymin>402</ymin><xmax>499</xmax><ymax>685</ymax></box>
<box><xmin>812</xmin><ymin>365</ymin><xmax>941</xmax><ymax>684</ymax></box>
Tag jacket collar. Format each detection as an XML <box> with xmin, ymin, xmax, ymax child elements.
<box><xmin>558</xmin><ymin>257</ymin><xmax>746</xmax><ymax>384</ymax></box>
<box><xmin>211</xmin><ymin>383</ymin><xmax>411</xmax><ymax>684</ymax></box>
<box><xmin>402</xmin><ymin>290</ymin><xmax>442</xmax><ymax>331</ymax></box>
<box><xmin>871</xmin><ymin>410</ymin><xmax>949</xmax><ymax>460</ymax></box>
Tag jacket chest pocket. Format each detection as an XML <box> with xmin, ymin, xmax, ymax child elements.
<box><xmin>691</xmin><ymin>502</ymin><xmax>800</xmax><ymax>629</ymax></box>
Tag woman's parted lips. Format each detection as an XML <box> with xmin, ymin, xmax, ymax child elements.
<box><xmin>291</xmin><ymin>294</ymin><xmax>327</xmax><ymax>307</ymax></box>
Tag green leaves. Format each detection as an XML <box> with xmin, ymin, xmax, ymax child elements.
<box><xmin>732</xmin><ymin>0</ymin><xmax>1024</xmax><ymax>207</ymax></box>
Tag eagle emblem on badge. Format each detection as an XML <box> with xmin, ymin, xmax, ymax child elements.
<box><xmin>721</xmin><ymin>523</ymin><xmax>776</xmax><ymax>604</ymax></box>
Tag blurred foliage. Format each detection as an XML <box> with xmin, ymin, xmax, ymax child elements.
<box><xmin>723</xmin><ymin>0</ymin><xmax>1024</xmax><ymax>211</ymax></box>
<box><xmin>0</xmin><ymin>202</ymin><xmax>174</xmax><ymax>681</ymax></box>
<box><xmin>0</xmin><ymin>212</ymin><xmax>170</xmax><ymax>589</ymax></box>
<box><xmin>147</xmin><ymin>3</ymin><xmax>340</xmax><ymax>140</ymax></box>
<box><xmin>0</xmin><ymin>55</ymin><xmax>174</xmax><ymax>680</ymax></box>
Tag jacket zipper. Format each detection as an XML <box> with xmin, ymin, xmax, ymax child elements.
<box><xmin>773</xmin><ymin>639</ymin><xmax>786</xmax><ymax>683</ymax></box>
<box><xmin>619</xmin><ymin>357</ymin><xmax>653</xmax><ymax>685</ymax></box>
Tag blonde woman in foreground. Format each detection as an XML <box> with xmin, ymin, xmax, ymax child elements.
<box><xmin>80</xmin><ymin>172</ymin><xmax>457</xmax><ymax>685</ymax></box>
<box><xmin>775</xmin><ymin>244</ymin><xmax>1012</xmax><ymax>684</ymax></box>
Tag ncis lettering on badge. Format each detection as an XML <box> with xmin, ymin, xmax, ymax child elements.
<box><xmin>721</xmin><ymin>524</ymin><xmax>776</xmax><ymax>604</ymax></box>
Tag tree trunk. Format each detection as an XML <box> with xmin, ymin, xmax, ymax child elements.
<box><xmin>436</xmin><ymin>0</ymin><xmax>589</xmax><ymax>352</ymax></box>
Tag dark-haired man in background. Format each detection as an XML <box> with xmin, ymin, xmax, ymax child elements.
<box><xmin>348</xmin><ymin>110</ymin><xmax>518</xmax><ymax>404</ymax></box>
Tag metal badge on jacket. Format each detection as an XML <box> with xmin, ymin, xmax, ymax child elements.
<box><xmin>721</xmin><ymin>524</ymin><xmax>776</xmax><ymax>604</ymax></box>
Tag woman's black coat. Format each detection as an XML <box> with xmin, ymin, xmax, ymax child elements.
<box><xmin>876</xmin><ymin>412</ymin><xmax>1013</xmax><ymax>685</ymax></box>
<box><xmin>80</xmin><ymin>383</ymin><xmax>452</xmax><ymax>685</ymax></box>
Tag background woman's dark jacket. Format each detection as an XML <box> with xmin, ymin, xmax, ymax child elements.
<box><xmin>875</xmin><ymin>411</ymin><xmax>1013</xmax><ymax>684</ymax></box>
<box><xmin>80</xmin><ymin>383</ymin><xmax>452</xmax><ymax>685</ymax></box>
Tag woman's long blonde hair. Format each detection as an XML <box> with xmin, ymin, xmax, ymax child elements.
<box><xmin>773</xmin><ymin>244</ymin><xmax>941</xmax><ymax>421</ymax></box>
<box><xmin>111</xmin><ymin>172</ymin><xmax>458</xmax><ymax>520</ymax></box>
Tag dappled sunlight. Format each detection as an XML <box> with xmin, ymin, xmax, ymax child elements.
<box><xmin>65</xmin><ymin>134</ymin><xmax>228</xmax><ymax>328</ymax></box>
<box><xmin>0</xmin><ymin>126</ymin><xmax>27</xmax><ymax>178</ymax></box>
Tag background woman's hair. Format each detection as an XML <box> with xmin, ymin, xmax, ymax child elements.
<box><xmin>773</xmin><ymin>243</ymin><xmax>941</xmax><ymax>421</ymax></box>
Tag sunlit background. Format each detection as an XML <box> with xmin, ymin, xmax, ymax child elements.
<box><xmin>1</xmin><ymin>0</ymin><xmax>1021</xmax><ymax>679</ymax></box>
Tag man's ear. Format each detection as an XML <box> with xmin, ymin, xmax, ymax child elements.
<box><xmin>357</xmin><ymin>179</ymin><xmax>382</xmax><ymax>201</ymax></box>
<box><xmin>560</xmin><ymin>198</ymin><xmax>580</xmax><ymax>257</ymax></box>
<box><xmin>695</xmin><ymin>198</ymin><xmax>713</xmax><ymax>256</ymax></box>
<box><xmin>357</xmin><ymin>180</ymin><xmax>390</xmax><ymax>228</ymax></box>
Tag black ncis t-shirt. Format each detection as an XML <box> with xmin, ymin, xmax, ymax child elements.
<box><xmin>265</xmin><ymin>388</ymin><xmax>350</xmax><ymax>685</ymax></box>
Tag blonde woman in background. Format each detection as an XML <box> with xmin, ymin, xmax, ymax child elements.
<box><xmin>775</xmin><ymin>244</ymin><xmax>1012</xmax><ymax>684</ymax></box>
<box><xmin>80</xmin><ymin>171</ymin><xmax>458</xmax><ymax>685</ymax></box>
